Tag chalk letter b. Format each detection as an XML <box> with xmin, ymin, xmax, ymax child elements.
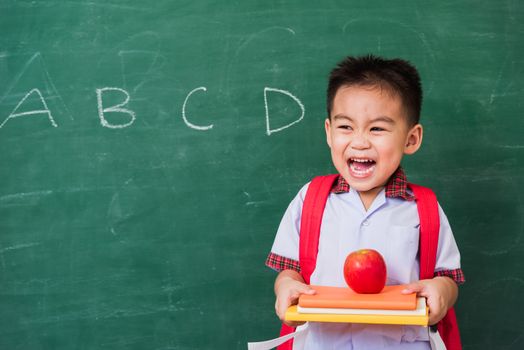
<box><xmin>96</xmin><ymin>87</ymin><xmax>136</xmax><ymax>129</ymax></box>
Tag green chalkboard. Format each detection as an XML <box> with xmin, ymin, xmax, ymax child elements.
<box><xmin>1</xmin><ymin>1</ymin><xmax>523</xmax><ymax>349</ymax></box>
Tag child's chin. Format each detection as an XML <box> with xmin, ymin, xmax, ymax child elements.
<box><xmin>346</xmin><ymin>178</ymin><xmax>380</xmax><ymax>193</ymax></box>
<box><xmin>351</xmin><ymin>185</ymin><xmax>376</xmax><ymax>193</ymax></box>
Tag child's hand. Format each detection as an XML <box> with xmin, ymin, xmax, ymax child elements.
<box><xmin>274</xmin><ymin>269</ymin><xmax>316</xmax><ymax>327</ymax></box>
<box><xmin>402</xmin><ymin>276</ymin><xmax>458</xmax><ymax>325</ymax></box>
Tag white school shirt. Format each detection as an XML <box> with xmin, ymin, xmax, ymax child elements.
<box><xmin>270</xmin><ymin>182</ymin><xmax>462</xmax><ymax>350</ymax></box>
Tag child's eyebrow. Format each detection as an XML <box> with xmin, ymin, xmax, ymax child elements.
<box><xmin>332</xmin><ymin>115</ymin><xmax>354</xmax><ymax>122</ymax></box>
<box><xmin>332</xmin><ymin>115</ymin><xmax>395</xmax><ymax>124</ymax></box>
<box><xmin>370</xmin><ymin>116</ymin><xmax>395</xmax><ymax>124</ymax></box>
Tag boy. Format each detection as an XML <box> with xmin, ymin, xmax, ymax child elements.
<box><xmin>266</xmin><ymin>55</ymin><xmax>464</xmax><ymax>349</ymax></box>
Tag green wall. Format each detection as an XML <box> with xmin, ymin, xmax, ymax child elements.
<box><xmin>1</xmin><ymin>1</ymin><xmax>523</xmax><ymax>349</ymax></box>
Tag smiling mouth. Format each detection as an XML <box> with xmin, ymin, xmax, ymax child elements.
<box><xmin>348</xmin><ymin>158</ymin><xmax>376</xmax><ymax>177</ymax></box>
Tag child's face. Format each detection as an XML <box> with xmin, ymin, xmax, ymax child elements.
<box><xmin>325</xmin><ymin>85</ymin><xmax>422</xmax><ymax>196</ymax></box>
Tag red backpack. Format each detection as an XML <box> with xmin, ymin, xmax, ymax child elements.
<box><xmin>278</xmin><ymin>175</ymin><xmax>462</xmax><ymax>350</ymax></box>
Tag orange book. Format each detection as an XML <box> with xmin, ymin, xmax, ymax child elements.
<box><xmin>299</xmin><ymin>285</ymin><xmax>417</xmax><ymax>310</ymax></box>
<box><xmin>285</xmin><ymin>299</ymin><xmax>428</xmax><ymax>326</ymax></box>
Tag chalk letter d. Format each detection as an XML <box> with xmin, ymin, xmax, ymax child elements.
<box><xmin>264</xmin><ymin>87</ymin><xmax>305</xmax><ymax>136</ymax></box>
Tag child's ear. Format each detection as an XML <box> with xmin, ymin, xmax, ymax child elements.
<box><xmin>404</xmin><ymin>123</ymin><xmax>423</xmax><ymax>155</ymax></box>
<box><xmin>325</xmin><ymin>118</ymin><xmax>333</xmax><ymax>148</ymax></box>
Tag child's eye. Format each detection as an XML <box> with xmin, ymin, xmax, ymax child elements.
<box><xmin>370</xmin><ymin>127</ymin><xmax>385</xmax><ymax>132</ymax></box>
<box><xmin>338</xmin><ymin>125</ymin><xmax>352</xmax><ymax>130</ymax></box>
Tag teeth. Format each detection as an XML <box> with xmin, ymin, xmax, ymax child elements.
<box><xmin>350</xmin><ymin>163</ymin><xmax>376</xmax><ymax>176</ymax></box>
<box><xmin>351</xmin><ymin>158</ymin><xmax>374</xmax><ymax>163</ymax></box>
<box><xmin>349</xmin><ymin>158</ymin><xmax>376</xmax><ymax>176</ymax></box>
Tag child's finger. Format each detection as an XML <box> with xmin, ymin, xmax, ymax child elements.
<box><xmin>401</xmin><ymin>283</ymin><xmax>424</xmax><ymax>294</ymax></box>
<box><xmin>301</xmin><ymin>286</ymin><xmax>317</xmax><ymax>295</ymax></box>
<box><xmin>275</xmin><ymin>296</ymin><xmax>291</xmax><ymax>321</ymax></box>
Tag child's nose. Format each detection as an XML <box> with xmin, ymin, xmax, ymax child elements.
<box><xmin>350</xmin><ymin>133</ymin><xmax>371</xmax><ymax>149</ymax></box>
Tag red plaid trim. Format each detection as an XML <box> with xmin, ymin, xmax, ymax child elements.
<box><xmin>265</xmin><ymin>252</ymin><xmax>301</xmax><ymax>273</ymax></box>
<box><xmin>331</xmin><ymin>167</ymin><xmax>415</xmax><ymax>201</ymax></box>
<box><xmin>331</xmin><ymin>175</ymin><xmax>351</xmax><ymax>193</ymax></box>
<box><xmin>388</xmin><ymin>167</ymin><xmax>415</xmax><ymax>201</ymax></box>
<box><xmin>435</xmin><ymin>268</ymin><xmax>465</xmax><ymax>285</ymax></box>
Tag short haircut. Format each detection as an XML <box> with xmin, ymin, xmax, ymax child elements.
<box><xmin>327</xmin><ymin>54</ymin><xmax>422</xmax><ymax>126</ymax></box>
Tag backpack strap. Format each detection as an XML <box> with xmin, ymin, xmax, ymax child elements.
<box><xmin>410</xmin><ymin>183</ymin><xmax>462</xmax><ymax>350</ymax></box>
<box><xmin>409</xmin><ymin>183</ymin><xmax>440</xmax><ymax>280</ymax></box>
<box><xmin>299</xmin><ymin>175</ymin><xmax>339</xmax><ymax>284</ymax></box>
<box><xmin>278</xmin><ymin>175</ymin><xmax>338</xmax><ymax>350</ymax></box>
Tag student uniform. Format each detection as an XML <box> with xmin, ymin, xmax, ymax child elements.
<box><xmin>266</xmin><ymin>168</ymin><xmax>464</xmax><ymax>350</ymax></box>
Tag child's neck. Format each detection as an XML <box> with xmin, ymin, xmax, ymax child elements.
<box><xmin>358</xmin><ymin>186</ymin><xmax>384</xmax><ymax>211</ymax></box>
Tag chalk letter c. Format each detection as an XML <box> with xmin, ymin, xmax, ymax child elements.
<box><xmin>182</xmin><ymin>87</ymin><xmax>214</xmax><ymax>131</ymax></box>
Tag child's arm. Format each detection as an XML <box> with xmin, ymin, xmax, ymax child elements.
<box><xmin>402</xmin><ymin>276</ymin><xmax>458</xmax><ymax>325</ymax></box>
<box><xmin>274</xmin><ymin>269</ymin><xmax>316</xmax><ymax>327</ymax></box>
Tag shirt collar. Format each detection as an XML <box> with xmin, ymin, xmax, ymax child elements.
<box><xmin>331</xmin><ymin>167</ymin><xmax>415</xmax><ymax>201</ymax></box>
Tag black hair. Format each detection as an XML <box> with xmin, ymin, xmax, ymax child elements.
<box><xmin>327</xmin><ymin>54</ymin><xmax>422</xmax><ymax>126</ymax></box>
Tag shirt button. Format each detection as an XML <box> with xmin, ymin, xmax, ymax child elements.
<box><xmin>362</xmin><ymin>219</ymin><xmax>370</xmax><ymax>226</ymax></box>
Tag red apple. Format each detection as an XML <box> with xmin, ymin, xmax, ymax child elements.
<box><xmin>343</xmin><ymin>249</ymin><xmax>387</xmax><ymax>294</ymax></box>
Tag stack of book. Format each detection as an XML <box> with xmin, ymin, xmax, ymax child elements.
<box><xmin>285</xmin><ymin>285</ymin><xmax>428</xmax><ymax>326</ymax></box>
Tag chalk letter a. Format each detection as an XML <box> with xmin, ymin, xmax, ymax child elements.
<box><xmin>0</xmin><ymin>88</ymin><xmax>58</xmax><ymax>129</ymax></box>
<box><xmin>96</xmin><ymin>87</ymin><xmax>136</xmax><ymax>129</ymax></box>
<box><xmin>264</xmin><ymin>87</ymin><xmax>304</xmax><ymax>136</ymax></box>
